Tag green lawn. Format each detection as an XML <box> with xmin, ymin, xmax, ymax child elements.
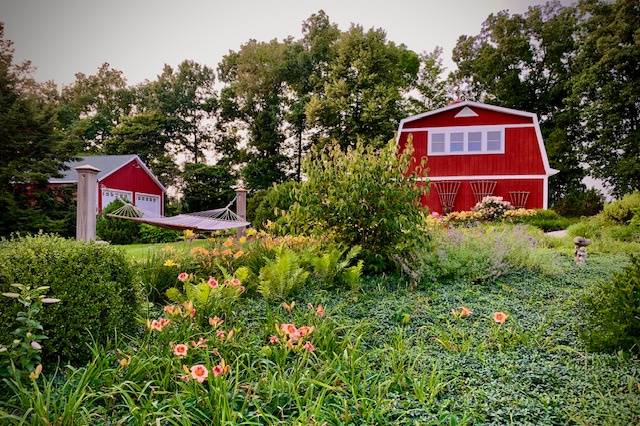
<box><xmin>115</xmin><ymin>239</ymin><xmax>208</xmax><ymax>261</ymax></box>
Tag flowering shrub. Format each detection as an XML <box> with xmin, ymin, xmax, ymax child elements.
<box><xmin>473</xmin><ymin>196</ymin><xmax>514</xmax><ymax>220</ymax></box>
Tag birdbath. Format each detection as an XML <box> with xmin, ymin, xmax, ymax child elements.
<box><xmin>573</xmin><ymin>236</ymin><xmax>591</xmax><ymax>265</ymax></box>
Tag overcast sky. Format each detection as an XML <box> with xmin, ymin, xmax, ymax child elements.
<box><xmin>2</xmin><ymin>0</ymin><xmax>559</xmax><ymax>87</ymax></box>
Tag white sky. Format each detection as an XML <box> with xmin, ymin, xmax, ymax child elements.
<box><xmin>1</xmin><ymin>0</ymin><xmax>562</xmax><ymax>87</ymax></box>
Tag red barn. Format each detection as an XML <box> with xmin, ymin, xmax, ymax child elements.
<box><xmin>397</xmin><ymin>101</ymin><xmax>558</xmax><ymax>213</ymax></box>
<box><xmin>49</xmin><ymin>155</ymin><xmax>166</xmax><ymax>215</ymax></box>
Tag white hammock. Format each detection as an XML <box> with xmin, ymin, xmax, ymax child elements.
<box><xmin>107</xmin><ymin>198</ymin><xmax>249</xmax><ymax>231</ymax></box>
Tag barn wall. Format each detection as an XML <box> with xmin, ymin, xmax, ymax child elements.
<box><xmin>403</xmin><ymin>105</ymin><xmax>533</xmax><ymax>129</ymax></box>
<box><xmin>99</xmin><ymin>160</ymin><xmax>163</xmax><ymax>211</ymax></box>
<box><xmin>423</xmin><ymin>178</ymin><xmax>545</xmax><ymax>213</ymax></box>
<box><xmin>398</xmin><ymin>127</ymin><xmax>546</xmax><ymax>176</ymax></box>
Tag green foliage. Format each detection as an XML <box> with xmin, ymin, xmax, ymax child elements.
<box><xmin>512</xmin><ymin>209</ymin><xmax>573</xmax><ymax>232</ymax></box>
<box><xmin>552</xmin><ymin>188</ymin><xmax>604</xmax><ymax>217</ymax></box>
<box><xmin>0</xmin><ymin>234</ymin><xmax>141</xmax><ymax>365</ymax></box>
<box><xmin>96</xmin><ymin>199</ymin><xmax>141</xmax><ymax>244</ymax></box>
<box><xmin>251</xmin><ymin>181</ymin><xmax>299</xmax><ymax>229</ymax></box>
<box><xmin>581</xmin><ymin>255</ymin><xmax>640</xmax><ymax>353</ymax></box>
<box><xmin>0</xmin><ymin>284</ymin><xmax>60</xmax><ymax>378</ymax></box>
<box><xmin>601</xmin><ymin>192</ymin><xmax>640</xmax><ymax>224</ymax></box>
<box><xmin>308</xmin><ymin>245</ymin><xmax>363</xmax><ymax>289</ymax></box>
<box><xmin>181</xmin><ymin>163</ymin><xmax>235</xmax><ymax>213</ymax></box>
<box><xmin>419</xmin><ymin>225</ymin><xmax>560</xmax><ymax>285</ymax></box>
<box><xmin>282</xmin><ymin>140</ymin><xmax>427</xmax><ymax>272</ymax></box>
<box><xmin>138</xmin><ymin>224</ymin><xmax>179</xmax><ymax>244</ymax></box>
<box><xmin>258</xmin><ymin>248</ymin><xmax>309</xmax><ymax>301</ymax></box>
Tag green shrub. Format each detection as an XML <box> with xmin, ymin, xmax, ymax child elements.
<box><xmin>0</xmin><ymin>234</ymin><xmax>141</xmax><ymax>365</ymax></box>
<box><xmin>307</xmin><ymin>245</ymin><xmax>363</xmax><ymax>289</ymax></box>
<box><xmin>279</xmin><ymin>140</ymin><xmax>427</xmax><ymax>272</ymax></box>
<box><xmin>602</xmin><ymin>192</ymin><xmax>640</xmax><ymax>224</ymax></box>
<box><xmin>514</xmin><ymin>209</ymin><xmax>573</xmax><ymax>231</ymax></box>
<box><xmin>581</xmin><ymin>255</ymin><xmax>640</xmax><ymax>353</ymax></box>
<box><xmin>138</xmin><ymin>224</ymin><xmax>180</xmax><ymax>243</ymax></box>
<box><xmin>258</xmin><ymin>248</ymin><xmax>309</xmax><ymax>301</ymax></box>
<box><xmin>252</xmin><ymin>181</ymin><xmax>299</xmax><ymax>229</ymax></box>
<box><xmin>96</xmin><ymin>199</ymin><xmax>141</xmax><ymax>244</ymax></box>
<box><xmin>553</xmin><ymin>188</ymin><xmax>604</xmax><ymax>217</ymax></box>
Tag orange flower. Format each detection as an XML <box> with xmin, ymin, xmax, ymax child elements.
<box><xmin>223</xmin><ymin>238</ymin><xmax>234</xmax><ymax>248</ymax></box>
<box><xmin>234</xmin><ymin>250</ymin><xmax>244</xmax><ymax>259</ymax></box>
<box><xmin>173</xmin><ymin>344</ymin><xmax>188</xmax><ymax>357</ymax></box>
<box><xmin>222</xmin><ymin>249</ymin><xmax>233</xmax><ymax>257</ymax></box>
<box><xmin>177</xmin><ymin>272</ymin><xmax>190</xmax><ymax>282</ymax></box>
<box><xmin>208</xmin><ymin>316</ymin><xmax>224</xmax><ymax>328</ymax></box>
<box><xmin>281</xmin><ymin>302</ymin><xmax>295</xmax><ymax>313</ymax></box>
<box><xmin>190</xmin><ymin>337</ymin><xmax>208</xmax><ymax>349</ymax></box>
<box><xmin>147</xmin><ymin>317</ymin><xmax>171</xmax><ymax>331</ymax></box>
<box><xmin>229</xmin><ymin>278</ymin><xmax>241</xmax><ymax>287</ymax></box>
<box><xmin>280</xmin><ymin>323</ymin><xmax>298</xmax><ymax>336</ymax></box>
<box><xmin>303</xmin><ymin>341</ymin><xmax>315</xmax><ymax>352</ymax></box>
<box><xmin>298</xmin><ymin>326</ymin><xmax>314</xmax><ymax>337</ymax></box>
<box><xmin>269</xmin><ymin>335</ymin><xmax>280</xmax><ymax>344</ymax></box>
<box><xmin>190</xmin><ymin>364</ymin><xmax>209</xmax><ymax>383</ymax></box>
<box><xmin>163</xmin><ymin>304</ymin><xmax>182</xmax><ymax>316</ymax></box>
<box><xmin>492</xmin><ymin>311</ymin><xmax>509</xmax><ymax>324</ymax></box>
<box><xmin>207</xmin><ymin>277</ymin><xmax>219</xmax><ymax>289</ymax></box>
<box><xmin>315</xmin><ymin>304</ymin><xmax>325</xmax><ymax>318</ymax></box>
<box><xmin>182</xmin><ymin>300</ymin><xmax>196</xmax><ymax>318</ymax></box>
<box><xmin>452</xmin><ymin>306</ymin><xmax>473</xmax><ymax>318</ymax></box>
<box><xmin>118</xmin><ymin>356</ymin><xmax>131</xmax><ymax>369</ymax></box>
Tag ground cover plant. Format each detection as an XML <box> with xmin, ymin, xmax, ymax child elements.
<box><xmin>0</xmin><ymin>248</ymin><xmax>638</xmax><ymax>424</ymax></box>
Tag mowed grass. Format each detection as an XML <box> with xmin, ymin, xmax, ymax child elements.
<box><xmin>115</xmin><ymin>239</ymin><xmax>208</xmax><ymax>261</ymax></box>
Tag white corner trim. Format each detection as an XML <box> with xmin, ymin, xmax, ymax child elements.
<box><xmin>543</xmin><ymin>176</ymin><xmax>549</xmax><ymax>209</ymax></box>
<box><xmin>455</xmin><ymin>106</ymin><xmax>479</xmax><ymax>118</ymax></box>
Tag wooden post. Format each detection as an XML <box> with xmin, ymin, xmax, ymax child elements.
<box><xmin>76</xmin><ymin>164</ymin><xmax>100</xmax><ymax>241</ymax></box>
<box><xmin>235</xmin><ymin>185</ymin><xmax>247</xmax><ymax>238</ymax></box>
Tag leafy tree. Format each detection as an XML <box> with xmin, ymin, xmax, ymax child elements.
<box><xmin>305</xmin><ymin>25</ymin><xmax>420</xmax><ymax>150</ymax></box>
<box><xmin>138</xmin><ymin>60</ymin><xmax>217</xmax><ymax>164</ymax></box>
<box><xmin>0</xmin><ymin>23</ymin><xmax>74</xmax><ymax>236</ymax></box>
<box><xmin>181</xmin><ymin>163</ymin><xmax>236</xmax><ymax>212</ymax></box>
<box><xmin>408</xmin><ymin>47</ymin><xmax>452</xmax><ymax>113</ymax></box>
<box><xmin>58</xmin><ymin>63</ymin><xmax>133</xmax><ymax>152</ymax></box>
<box><xmin>451</xmin><ymin>3</ymin><xmax>585</xmax><ymax>202</ymax></box>
<box><xmin>571</xmin><ymin>0</ymin><xmax>640</xmax><ymax>196</ymax></box>
<box><xmin>104</xmin><ymin>111</ymin><xmax>180</xmax><ymax>187</ymax></box>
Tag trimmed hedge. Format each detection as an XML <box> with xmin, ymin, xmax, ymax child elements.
<box><xmin>0</xmin><ymin>234</ymin><xmax>141</xmax><ymax>365</ymax></box>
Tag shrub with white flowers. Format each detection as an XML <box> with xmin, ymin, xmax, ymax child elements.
<box><xmin>473</xmin><ymin>196</ymin><xmax>514</xmax><ymax>220</ymax></box>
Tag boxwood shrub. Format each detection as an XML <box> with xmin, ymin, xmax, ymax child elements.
<box><xmin>0</xmin><ymin>234</ymin><xmax>142</xmax><ymax>365</ymax></box>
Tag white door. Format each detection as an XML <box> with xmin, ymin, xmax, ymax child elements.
<box><xmin>101</xmin><ymin>188</ymin><xmax>132</xmax><ymax>211</ymax></box>
<box><xmin>135</xmin><ymin>193</ymin><xmax>161</xmax><ymax>216</ymax></box>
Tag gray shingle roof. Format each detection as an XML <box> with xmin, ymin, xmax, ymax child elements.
<box><xmin>49</xmin><ymin>155</ymin><xmax>138</xmax><ymax>183</ymax></box>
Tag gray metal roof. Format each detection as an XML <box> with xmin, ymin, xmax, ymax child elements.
<box><xmin>49</xmin><ymin>155</ymin><xmax>138</xmax><ymax>183</ymax></box>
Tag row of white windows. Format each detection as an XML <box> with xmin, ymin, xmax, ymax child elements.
<box><xmin>428</xmin><ymin>128</ymin><xmax>504</xmax><ymax>155</ymax></box>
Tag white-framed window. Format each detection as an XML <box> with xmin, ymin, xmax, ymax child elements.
<box><xmin>427</xmin><ymin>126</ymin><xmax>505</xmax><ymax>155</ymax></box>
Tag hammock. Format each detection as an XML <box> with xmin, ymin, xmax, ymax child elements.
<box><xmin>107</xmin><ymin>198</ymin><xmax>250</xmax><ymax>231</ymax></box>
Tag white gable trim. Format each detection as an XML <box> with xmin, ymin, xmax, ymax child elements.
<box><xmin>454</xmin><ymin>106</ymin><xmax>479</xmax><ymax>118</ymax></box>
<box><xmin>98</xmin><ymin>155</ymin><xmax>166</xmax><ymax>193</ymax></box>
<box><xmin>396</xmin><ymin>100</ymin><xmax>553</xmax><ymax>177</ymax></box>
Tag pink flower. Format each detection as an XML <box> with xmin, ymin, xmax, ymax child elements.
<box><xmin>179</xmin><ymin>374</ymin><xmax>190</xmax><ymax>382</ymax></box>
<box><xmin>207</xmin><ymin>277</ymin><xmax>219</xmax><ymax>289</ymax></box>
<box><xmin>269</xmin><ymin>335</ymin><xmax>280</xmax><ymax>345</ymax></box>
<box><xmin>315</xmin><ymin>304</ymin><xmax>325</xmax><ymax>318</ymax></box>
<box><xmin>173</xmin><ymin>344</ymin><xmax>188</xmax><ymax>357</ymax></box>
<box><xmin>212</xmin><ymin>364</ymin><xmax>224</xmax><ymax>377</ymax></box>
<box><xmin>216</xmin><ymin>330</ymin><xmax>226</xmax><ymax>339</ymax></box>
<box><xmin>30</xmin><ymin>341</ymin><xmax>42</xmax><ymax>350</ymax></box>
<box><xmin>229</xmin><ymin>278</ymin><xmax>241</xmax><ymax>287</ymax></box>
<box><xmin>303</xmin><ymin>341</ymin><xmax>315</xmax><ymax>352</ymax></box>
<box><xmin>177</xmin><ymin>272</ymin><xmax>190</xmax><ymax>282</ymax></box>
<box><xmin>298</xmin><ymin>326</ymin><xmax>314</xmax><ymax>337</ymax></box>
<box><xmin>208</xmin><ymin>316</ymin><xmax>224</xmax><ymax>328</ymax></box>
<box><xmin>190</xmin><ymin>364</ymin><xmax>209</xmax><ymax>383</ymax></box>
<box><xmin>147</xmin><ymin>317</ymin><xmax>171</xmax><ymax>331</ymax></box>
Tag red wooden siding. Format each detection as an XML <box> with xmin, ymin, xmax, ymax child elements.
<box><xmin>99</xmin><ymin>159</ymin><xmax>163</xmax><ymax>212</ymax></box>
<box><xmin>397</xmin><ymin>127</ymin><xmax>545</xmax><ymax>176</ymax></box>
<box><xmin>403</xmin><ymin>105</ymin><xmax>533</xmax><ymax>128</ymax></box>
<box><xmin>423</xmin><ymin>179</ymin><xmax>544</xmax><ymax>213</ymax></box>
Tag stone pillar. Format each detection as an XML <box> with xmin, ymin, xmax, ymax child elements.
<box><xmin>235</xmin><ymin>185</ymin><xmax>247</xmax><ymax>238</ymax></box>
<box><xmin>76</xmin><ymin>164</ymin><xmax>100</xmax><ymax>241</ymax></box>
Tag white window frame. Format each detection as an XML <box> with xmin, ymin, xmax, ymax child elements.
<box><xmin>427</xmin><ymin>126</ymin><xmax>506</xmax><ymax>156</ymax></box>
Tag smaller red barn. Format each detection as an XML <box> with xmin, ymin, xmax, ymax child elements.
<box><xmin>49</xmin><ymin>155</ymin><xmax>166</xmax><ymax>215</ymax></box>
<box><xmin>397</xmin><ymin>101</ymin><xmax>558</xmax><ymax>213</ymax></box>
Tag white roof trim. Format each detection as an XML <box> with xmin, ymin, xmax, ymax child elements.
<box><xmin>454</xmin><ymin>106</ymin><xmax>479</xmax><ymax>118</ymax></box>
<box><xmin>418</xmin><ymin>174</ymin><xmax>548</xmax><ymax>181</ymax></box>
<box><xmin>99</xmin><ymin>155</ymin><xmax>167</xmax><ymax>193</ymax></box>
<box><xmin>396</xmin><ymin>100</ymin><xmax>554</xmax><ymax>177</ymax></box>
